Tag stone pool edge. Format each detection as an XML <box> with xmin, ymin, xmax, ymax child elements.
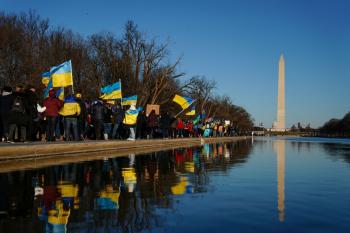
<box><xmin>0</xmin><ymin>137</ymin><xmax>250</xmax><ymax>173</ymax></box>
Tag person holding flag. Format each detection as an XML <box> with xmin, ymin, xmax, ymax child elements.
<box><xmin>123</xmin><ymin>104</ymin><xmax>140</xmax><ymax>141</ymax></box>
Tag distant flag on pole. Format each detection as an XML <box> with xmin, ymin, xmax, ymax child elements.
<box><xmin>185</xmin><ymin>105</ymin><xmax>196</xmax><ymax>116</ymax></box>
<box><xmin>41</xmin><ymin>71</ymin><xmax>51</xmax><ymax>86</ymax></box>
<box><xmin>172</xmin><ymin>94</ymin><xmax>195</xmax><ymax>110</ymax></box>
<box><xmin>121</xmin><ymin>95</ymin><xmax>138</xmax><ymax>106</ymax></box>
<box><xmin>100</xmin><ymin>81</ymin><xmax>122</xmax><ymax>100</ymax></box>
<box><xmin>50</xmin><ymin>60</ymin><xmax>73</xmax><ymax>87</ymax></box>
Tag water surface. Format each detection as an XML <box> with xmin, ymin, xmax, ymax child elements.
<box><xmin>0</xmin><ymin>137</ymin><xmax>350</xmax><ymax>233</ymax></box>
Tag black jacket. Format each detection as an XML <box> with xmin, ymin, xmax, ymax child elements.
<box><xmin>0</xmin><ymin>93</ymin><xmax>13</xmax><ymax>116</ymax></box>
<box><xmin>160</xmin><ymin>113</ymin><xmax>172</xmax><ymax>128</ymax></box>
<box><xmin>8</xmin><ymin>92</ymin><xmax>29</xmax><ymax>125</ymax></box>
<box><xmin>25</xmin><ymin>90</ymin><xmax>38</xmax><ymax>118</ymax></box>
<box><xmin>92</xmin><ymin>102</ymin><xmax>107</xmax><ymax>121</ymax></box>
<box><xmin>112</xmin><ymin>106</ymin><xmax>125</xmax><ymax>124</ymax></box>
<box><xmin>76</xmin><ymin>98</ymin><xmax>87</xmax><ymax>121</ymax></box>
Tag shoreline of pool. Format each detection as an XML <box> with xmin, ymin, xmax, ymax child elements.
<box><xmin>0</xmin><ymin>137</ymin><xmax>250</xmax><ymax>173</ymax></box>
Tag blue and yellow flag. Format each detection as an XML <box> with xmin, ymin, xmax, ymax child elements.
<box><xmin>42</xmin><ymin>71</ymin><xmax>51</xmax><ymax>86</ymax></box>
<box><xmin>50</xmin><ymin>60</ymin><xmax>73</xmax><ymax>87</ymax></box>
<box><xmin>44</xmin><ymin>78</ymin><xmax>64</xmax><ymax>100</ymax></box>
<box><xmin>173</xmin><ymin>94</ymin><xmax>195</xmax><ymax>110</ymax></box>
<box><xmin>123</xmin><ymin>109</ymin><xmax>140</xmax><ymax>125</ymax></box>
<box><xmin>121</xmin><ymin>95</ymin><xmax>137</xmax><ymax>106</ymax></box>
<box><xmin>56</xmin><ymin>87</ymin><xmax>64</xmax><ymax>100</ymax></box>
<box><xmin>100</xmin><ymin>81</ymin><xmax>122</xmax><ymax>100</ymax></box>
<box><xmin>185</xmin><ymin>105</ymin><xmax>196</xmax><ymax>116</ymax></box>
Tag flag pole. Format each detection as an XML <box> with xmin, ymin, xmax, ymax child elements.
<box><xmin>70</xmin><ymin>60</ymin><xmax>75</xmax><ymax>94</ymax></box>
<box><xmin>119</xmin><ymin>78</ymin><xmax>123</xmax><ymax>109</ymax></box>
<box><xmin>174</xmin><ymin>99</ymin><xmax>197</xmax><ymax>118</ymax></box>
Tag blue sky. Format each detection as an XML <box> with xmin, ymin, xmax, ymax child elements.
<box><xmin>2</xmin><ymin>0</ymin><xmax>350</xmax><ymax>127</ymax></box>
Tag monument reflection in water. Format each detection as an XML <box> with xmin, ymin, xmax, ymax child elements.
<box><xmin>0</xmin><ymin>142</ymin><xmax>251</xmax><ymax>233</ymax></box>
<box><xmin>274</xmin><ymin>139</ymin><xmax>285</xmax><ymax>222</ymax></box>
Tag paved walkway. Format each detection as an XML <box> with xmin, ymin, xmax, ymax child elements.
<box><xmin>0</xmin><ymin>137</ymin><xmax>249</xmax><ymax>173</ymax></box>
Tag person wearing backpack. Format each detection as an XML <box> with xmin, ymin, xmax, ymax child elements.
<box><xmin>7</xmin><ymin>84</ymin><xmax>29</xmax><ymax>143</ymax></box>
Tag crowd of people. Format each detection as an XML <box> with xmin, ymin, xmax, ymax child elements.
<box><xmin>0</xmin><ymin>84</ymin><xmax>237</xmax><ymax>143</ymax></box>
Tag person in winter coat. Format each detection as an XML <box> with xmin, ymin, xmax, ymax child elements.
<box><xmin>25</xmin><ymin>85</ymin><xmax>39</xmax><ymax>141</ymax></box>
<box><xmin>170</xmin><ymin>116</ymin><xmax>177</xmax><ymax>138</ymax></box>
<box><xmin>159</xmin><ymin>112</ymin><xmax>171</xmax><ymax>138</ymax></box>
<box><xmin>7</xmin><ymin>84</ymin><xmax>29</xmax><ymax>143</ymax></box>
<box><xmin>91</xmin><ymin>100</ymin><xmax>107</xmax><ymax>140</ymax></box>
<box><xmin>147</xmin><ymin>110</ymin><xmax>159</xmax><ymax>138</ymax></box>
<box><xmin>0</xmin><ymin>86</ymin><xmax>13</xmax><ymax>142</ymax></box>
<box><xmin>176</xmin><ymin>118</ymin><xmax>184</xmax><ymax>138</ymax></box>
<box><xmin>75</xmin><ymin>93</ymin><xmax>87</xmax><ymax>140</ymax></box>
<box><xmin>136</xmin><ymin>110</ymin><xmax>147</xmax><ymax>139</ymax></box>
<box><xmin>123</xmin><ymin>104</ymin><xmax>140</xmax><ymax>141</ymax></box>
<box><xmin>59</xmin><ymin>95</ymin><xmax>81</xmax><ymax>141</ymax></box>
<box><xmin>111</xmin><ymin>103</ymin><xmax>125</xmax><ymax>139</ymax></box>
<box><xmin>43</xmin><ymin>89</ymin><xmax>63</xmax><ymax>141</ymax></box>
<box><xmin>103</xmin><ymin>103</ymin><xmax>113</xmax><ymax>139</ymax></box>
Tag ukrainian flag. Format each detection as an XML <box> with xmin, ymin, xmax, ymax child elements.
<box><xmin>42</xmin><ymin>71</ymin><xmax>51</xmax><ymax>86</ymax></box>
<box><xmin>186</xmin><ymin>105</ymin><xmax>196</xmax><ymax>116</ymax></box>
<box><xmin>123</xmin><ymin>109</ymin><xmax>140</xmax><ymax>125</ymax></box>
<box><xmin>56</xmin><ymin>87</ymin><xmax>64</xmax><ymax>100</ymax></box>
<box><xmin>173</xmin><ymin>94</ymin><xmax>195</xmax><ymax>110</ymax></box>
<box><xmin>100</xmin><ymin>81</ymin><xmax>122</xmax><ymax>100</ymax></box>
<box><xmin>50</xmin><ymin>60</ymin><xmax>73</xmax><ymax>87</ymax></box>
<box><xmin>121</xmin><ymin>95</ymin><xmax>137</xmax><ymax>106</ymax></box>
<box><xmin>44</xmin><ymin>78</ymin><xmax>64</xmax><ymax>100</ymax></box>
<box><xmin>43</xmin><ymin>78</ymin><xmax>53</xmax><ymax>98</ymax></box>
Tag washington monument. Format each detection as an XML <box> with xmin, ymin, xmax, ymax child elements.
<box><xmin>275</xmin><ymin>54</ymin><xmax>286</xmax><ymax>131</ymax></box>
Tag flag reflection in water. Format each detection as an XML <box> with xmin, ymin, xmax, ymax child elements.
<box><xmin>0</xmin><ymin>142</ymin><xmax>252</xmax><ymax>232</ymax></box>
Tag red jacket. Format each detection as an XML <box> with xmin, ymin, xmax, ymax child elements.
<box><xmin>176</xmin><ymin>119</ymin><xmax>184</xmax><ymax>129</ymax></box>
<box><xmin>44</xmin><ymin>96</ymin><xmax>63</xmax><ymax>117</ymax></box>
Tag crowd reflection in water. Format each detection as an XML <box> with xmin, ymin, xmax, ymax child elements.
<box><xmin>0</xmin><ymin>141</ymin><xmax>251</xmax><ymax>233</ymax></box>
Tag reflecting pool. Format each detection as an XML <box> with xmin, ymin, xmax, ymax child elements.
<box><xmin>0</xmin><ymin>137</ymin><xmax>350</xmax><ymax>233</ymax></box>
